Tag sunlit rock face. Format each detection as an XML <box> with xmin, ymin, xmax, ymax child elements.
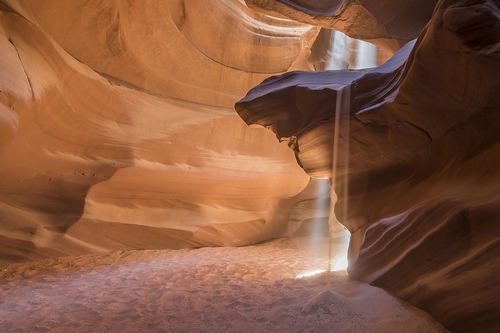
<box><xmin>3</xmin><ymin>0</ymin><xmax>499</xmax><ymax>330</ymax></box>
<box><xmin>236</xmin><ymin>0</ymin><xmax>500</xmax><ymax>332</ymax></box>
<box><xmin>0</xmin><ymin>0</ymin><xmax>328</xmax><ymax>264</ymax></box>
<box><xmin>245</xmin><ymin>0</ymin><xmax>439</xmax><ymax>52</ymax></box>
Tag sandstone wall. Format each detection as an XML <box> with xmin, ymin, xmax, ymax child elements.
<box><xmin>236</xmin><ymin>0</ymin><xmax>500</xmax><ymax>331</ymax></box>
<box><xmin>0</xmin><ymin>0</ymin><xmax>321</xmax><ymax>264</ymax></box>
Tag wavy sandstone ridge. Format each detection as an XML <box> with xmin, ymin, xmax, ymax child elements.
<box><xmin>236</xmin><ymin>0</ymin><xmax>500</xmax><ymax>331</ymax></box>
<box><xmin>2</xmin><ymin>0</ymin><xmax>499</xmax><ymax>330</ymax></box>
<box><xmin>245</xmin><ymin>0</ymin><xmax>439</xmax><ymax>52</ymax></box>
<box><xmin>0</xmin><ymin>0</ymin><xmax>328</xmax><ymax>264</ymax></box>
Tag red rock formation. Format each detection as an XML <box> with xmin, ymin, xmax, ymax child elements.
<box><xmin>0</xmin><ymin>0</ymin><xmax>322</xmax><ymax>264</ymax></box>
<box><xmin>2</xmin><ymin>0</ymin><xmax>499</xmax><ymax>330</ymax></box>
<box><xmin>236</xmin><ymin>0</ymin><xmax>500</xmax><ymax>331</ymax></box>
<box><xmin>245</xmin><ymin>0</ymin><xmax>439</xmax><ymax>52</ymax></box>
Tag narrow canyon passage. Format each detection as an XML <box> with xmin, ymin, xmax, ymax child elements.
<box><xmin>0</xmin><ymin>233</ymin><xmax>448</xmax><ymax>333</ymax></box>
<box><xmin>2</xmin><ymin>0</ymin><xmax>500</xmax><ymax>331</ymax></box>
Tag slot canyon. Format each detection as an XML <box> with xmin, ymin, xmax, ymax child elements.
<box><xmin>1</xmin><ymin>0</ymin><xmax>499</xmax><ymax>332</ymax></box>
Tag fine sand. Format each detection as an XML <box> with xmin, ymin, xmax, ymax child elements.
<box><xmin>0</xmin><ymin>237</ymin><xmax>450</xmax><ymax>332</ymax></box>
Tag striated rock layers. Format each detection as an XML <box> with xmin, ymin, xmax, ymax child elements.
<box><xmin>236</xmin><ymin>0</ymin><xmax>500</xmax><ymax>332</ymax></box>
<box><xmin>0</xmin><ymin>0</ymin><xmax>331</xmax><ymax>264</ymax></box>
<box><xmin>245</xmin><ymin>0</ymin><xmax>439</xmax><ymax>52</ymax></box>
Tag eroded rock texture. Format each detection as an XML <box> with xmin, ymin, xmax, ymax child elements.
<box><xmin>236</xmin><ymin>0</ymin><xmax>500</xmax><ymax>331</ymax></box>
<box><xmin>245</xmin><ymin>0</ymin><xmax>439</xmax><ymax>52</ymax></box>
<box><xmin>3</xmin><ymin>0</ymin><xmax>500</xmax><ymax>330</ymax></box>
<box><xmin>0</xmin><ymin>0</ymin><xmax>332</xmax><ymax>264</ymax></box>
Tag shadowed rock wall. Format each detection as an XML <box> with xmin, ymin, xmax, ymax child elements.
<box><xmin>236</xmin><ymin>0</ymin><xmax>500</xmax><ymax>331</ymax></box>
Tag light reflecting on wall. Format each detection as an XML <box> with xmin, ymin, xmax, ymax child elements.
<box><xmin>322</xmin><ymin>29</ymin><xmax>381</xmax><ymax>71</ymax></box>
<box><xmin>330</xmin><ymin>223</ymin><xmax>350</xmax><ymax>272</ymax></box>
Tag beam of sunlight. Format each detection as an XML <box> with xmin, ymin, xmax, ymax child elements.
<box><xmin>297</xmin><ymin>30</ymin><xmax>375</xmax><ymax>280</ymax></box>
<box><xmin>354</xmin><ymin>39</ymin><xmax>377</xmax><ymax>69</ymax></box>
<box><xmin>326</xmin><ymin>31</ymin><xmax>348</xmax><ymax>70</ymax></box>
<box><xmin>328</xmin><ymin>85</ymin><xmax>351</xmax><ymax>274</ymax></box>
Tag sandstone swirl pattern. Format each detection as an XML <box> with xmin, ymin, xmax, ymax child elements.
<box><xmin>2</xmin><ymin>0</ymin><xmax>500</xmax><ymax>331</ymax></box>
<box><xmin>0</xmin><ymin>0</ymin><xmax>324</xmax><ymax>263</ymax></box>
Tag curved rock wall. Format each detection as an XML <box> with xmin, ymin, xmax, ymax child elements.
<box><xmin>236</xmin><ymin>0</ymin><xmax>500</xmax><ymax>331</ymax></box>
<box><xmin>0</xmin><ymin>0</ymin><xmax>326</xmax><ymax>264</ymax></box>
<box><xmin>245</xmin><ymin>0</ymin><xmax>440</xmax><ymax>52</ymax></box>
<box><xmin>3</xmin><ymin>0</ymin><xmax>498</xmax><ymax>330</ymax></box>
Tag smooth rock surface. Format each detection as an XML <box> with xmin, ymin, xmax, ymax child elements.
<box><xmin>245</xmin><ymin>0</ymin><xmax>440</xmax><ymax>51</ymax></box>
<box><xmin>0</xmin><ymin>0</ymin><xmax>322</xmax><ymax>264</ymax></box>
<box><xmin>236</xmin><ymin>0</ymin><xmax>500</xmax><ymax>331</ymax></box>
<box><xmin>2</xmin><ymin>0</ymin><xmax>499</xmax><ymax>331</ymax></box>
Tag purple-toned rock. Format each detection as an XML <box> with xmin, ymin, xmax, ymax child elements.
<box><xmin>236</xmin><ymin>0</ymin><xmax>500</xmax><ymax>331</ymax></box>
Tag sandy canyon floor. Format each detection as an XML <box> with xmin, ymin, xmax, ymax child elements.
<box><xmin>0</xmin><ymin>236</ymin><xmax>450</xmax><ymax>332</ymax></box>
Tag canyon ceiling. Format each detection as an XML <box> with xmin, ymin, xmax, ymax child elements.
<box><xmin>1</xmin><ymin>0</ymin><xmax>500</xmax><ymax>332</ymax></box>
